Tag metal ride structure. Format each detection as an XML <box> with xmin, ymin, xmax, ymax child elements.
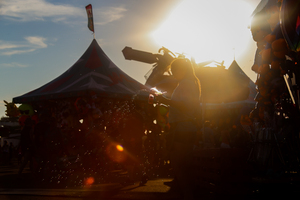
<box><xmin>122</xmin><ymin>47</ymin><xmax>250</xmax><ymax>104</ymax></box>
<box><xmin>122</xmin><ymin>46</ymin><xmax>177</xmax><ymax>99</ymax></box>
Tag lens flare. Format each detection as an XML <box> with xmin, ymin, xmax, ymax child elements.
<box><xmin>116</xmin><ymin>144</ymin><xmax>124</xmax><ymax>151</ymax></box>
<box><xmin>106</xmin><ymin>142</ymin><xmax>127</xmax><ymax>163</ymax></box>
<box><xmin>84</xmin><ymin>177</ymin><xmax>95</xmax><ymax>186</ymax></box>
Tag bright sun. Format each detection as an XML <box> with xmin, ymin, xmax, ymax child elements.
<box><xmin>151</xmin><ymin>0</ymin><xmax>254</xmax><ymax>67</ymax></box>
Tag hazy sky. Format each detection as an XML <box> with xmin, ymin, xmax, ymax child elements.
<box><xmin>0</xmin><ymin>0</ymin><xmax>260</xmax><ymax>117</ymax></box>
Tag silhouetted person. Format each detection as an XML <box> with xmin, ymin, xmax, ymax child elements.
<box><xmin>220</xmin><ymin>129</ymin><xmax>231</xmax><ymax>148</ymax></box>
<box><xmin>33</xmin><ymin>112</ymin><xmax>62</xmax><ymax>179</ymax></box>
<box><xmin>33</xmin><ymin>111</ymin><xmax>50</xmax><ymax>158</ymax></box>
<box><xmin>201</xmin><ymin>121</ymin><xmax>215</xmax><ymax>148</ymax></box>
<box><xmin>2</xmin><ymin>141</ymin><xmax>9</xmax><ymax>165</ymax></box>
<box><xmin>144</xmin><ymin>124</ymin><xmax>160</xmax><ymax>166</ymax></box>
<box><xmin>157</xmin><ymin>58</ymin><xmax>201</xmax><ymax>200</ymax></box>
<box><xmin>18</xmin><ymin>118</ymin><xmax>34</xmax><ymax>175</ymax></box>
<box><xmin>9</xmin><ymin>142</ymin><xmax>14</xmax><ymax>165</ymax></box>
<box><xmin>120</xmin><ymin>110</ymin><xmax>148</xmax><ymax>185</ymax></box>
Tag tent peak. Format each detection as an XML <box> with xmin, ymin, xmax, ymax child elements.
<box><xmin>13</xmin><ymin>38</ymin><xmax>147</xmax><ymax>103</ymax></box>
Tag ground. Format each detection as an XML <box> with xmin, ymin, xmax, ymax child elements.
<box><xmin>0</xmin><ymin>157</ymin><xmax>299</xmax><ymax>200</ymax></box>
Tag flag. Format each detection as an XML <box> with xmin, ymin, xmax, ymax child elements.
<box><xmin>85</xmin><ymin>4</ymin><xmax>94</xmax><ymax>32</ymax></box>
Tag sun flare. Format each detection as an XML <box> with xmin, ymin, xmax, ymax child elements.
<box><xmin>151</xmin><ymin>0</ymin><xmax>255</xmax><ymax>67</ymax></box>
<box><xmin>116</xmin><ymin>144</ymin><xmax>124</xmax><ymax>152</ymax></box>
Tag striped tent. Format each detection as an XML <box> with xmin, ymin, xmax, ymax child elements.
<box><xmin>13</xmin><ymin>39</ymin><xmax>147</xmax><ymax>103</ymax></box>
